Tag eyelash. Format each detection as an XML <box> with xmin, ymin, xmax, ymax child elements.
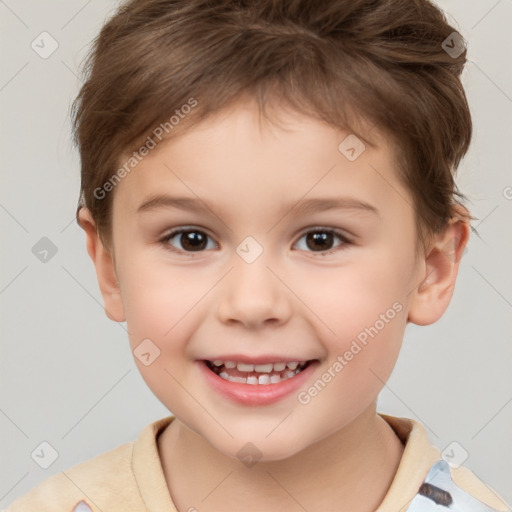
<box><xmin>159</xmin><ymin>226</ymin><xmax>353</xmax><ymax>257</ymax></box>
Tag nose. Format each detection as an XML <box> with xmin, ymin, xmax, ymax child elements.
<box><xmin>216</xmin><ymin>254</ymin><xmax>293</xmax><ymax>330</ymax></box>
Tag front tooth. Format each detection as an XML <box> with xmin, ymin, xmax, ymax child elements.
<box><xmin>270</xmin><ymin>374</ymin><xmax>282</xmax><ymax>383</ymax></box>
<box><xmin>287</xmin><ymin>361</ymin><xmax>299</xmax><ymax>370</ymax></box>
<box><xmin>258</xmin><ymin>374</ymin><xmax>270</xmax><ymax>384</ymax></box>
<box><xmin>273</xmin><ymin>362</ymin><xmax>286</xmax><ymax>371</ymax></box>
<box><xmin>237</xmin><ymin>362</ymin><xmax>254</xmax><ymax>372</ymax></box>
<box><xmin>212</xmin><ymin>360</ymin><xmax>223</xmax><ymax>366</ymax></box>
<box><xmin>246</xmin><ymin>376</ymin><xmax>258</xmax><ymax>385</ymax></box>
<box><xmin>254</xmin><ymin>363</ymin><xmax>273</xmax><ymax>373</ymax></box>
<box><xmin>224</xmin><ymin>361</ymin><xmax>236</xmax><ymax>368</ymax></box>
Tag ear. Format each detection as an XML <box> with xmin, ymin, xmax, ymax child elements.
<box><xmin>407</xmin><ymin>205</ymin><xmax>470</xmax><ymax>326</ymax></box>
<box><xmin>77</xmin><ymin>207</ymin><xmax>126</xmax><ymax>322</ymax></box>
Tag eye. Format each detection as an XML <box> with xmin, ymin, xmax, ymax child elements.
<box><xmin>160</xmin><ymin>227</ymin><xmax>217</xmax><ymax>253</ymax></box>
<box><xmin>294</xmin><ymin>228</ymin><xmax>351</xmax><ymax>255</ymax></box>
<box><xmin>159</xmin><ymin>226</ymin><xmax>352</xmax><ymax>256</ymax></box>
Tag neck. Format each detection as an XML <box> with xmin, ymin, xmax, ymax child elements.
<box><xmin>158</xmin><ymin>403</ymin><xmax>404</xmax><ymax>512</ymax></box>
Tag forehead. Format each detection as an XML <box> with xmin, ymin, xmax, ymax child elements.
<box><xmin>113</xmin><ymin>99</ymin><xmax>411</xmax><ymax>224</ymax></box>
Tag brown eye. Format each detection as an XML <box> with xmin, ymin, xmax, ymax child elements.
<box><xmin>294</xmin><ymin>229</ymin><xmax>351</xmax><ymax>255</ymax></box>
<box><xmin>306</xmin><ymin>232</ymin><xmax>334</xmax><ymax>251</ymax></box>
<box><xmin>163</xmin><ymin>228</ymin><xmax>216</xmax><ymax>252</ymax></box>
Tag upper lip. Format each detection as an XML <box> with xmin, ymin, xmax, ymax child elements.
<box><xmin>200</xmin><ymin>354</ymin><xmax>316</xmax><ymax>364</ymax></box>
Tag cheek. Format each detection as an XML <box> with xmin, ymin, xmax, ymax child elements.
<box><xmin>304</xmin><ymin>255</ymin><xmax>410</xmax><ymax>335</ymax></box>
<box><xmin>119</xmin><ymin>256</ymin><xmax>204</xmax><ymax>341</ymax></box>
<box><xmin>299</xmin><ymin>251</ymin><xmax>410</xmax><ymax>395</ymax></box>
<box><xmin>117</xmin><ymin>261</ymin><xmax>202</xmax><ymax>403</ymax></box>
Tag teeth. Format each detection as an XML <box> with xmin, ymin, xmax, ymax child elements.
<box><xmin>218</xmin><ymin>369</ymin><xmax>299</xmax><ymax>385</ymax></box>
<box><xmin>210</xmin><ymin>360</ymin><xmax>305</xmax><ymax>373</ymax></box>
<box><xmin>258</xmin><ymin>374</ymin><xmax>270</xmax><ymax>384</ymax></box>
<box><xmin>254</xmin><ymin>363</ymin><xmax>273</xmax><ymax>373</ymax></box>
<box><xmin>211</xmin><ymin>359</ymin><xmax>311</xmax><ymax>385</ymax></box>
<box><xmin>237</xmin><ymin>362</ymin><xmax>254</xmax><ymax>372</ymax></box>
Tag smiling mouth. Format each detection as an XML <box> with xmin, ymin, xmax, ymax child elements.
<box><xmin>204</xmin><ymin>359</ymin><xmax>314</xmax><ymax>385</ymax></box>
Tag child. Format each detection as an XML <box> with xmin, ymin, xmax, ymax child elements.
<box><xmin>6</xmin><ymin>0</ymin><xmax>510</xmax><ymax>510</ymax></box>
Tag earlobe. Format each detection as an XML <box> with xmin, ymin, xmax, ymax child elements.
<box><xmin>77</xmin><ymin>207</ymin><xmax>126</xmax><ymax>322</ymax></box>
<box><xmin>408</xmin><ymin>209</ymin><xmax>470</xmax><ymax>326</ymax></box>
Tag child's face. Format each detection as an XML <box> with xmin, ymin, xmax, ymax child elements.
<box><xmin>105</xmin><ymin>98</ymin><xmax>426</xmax><ymax>459</ymax></box>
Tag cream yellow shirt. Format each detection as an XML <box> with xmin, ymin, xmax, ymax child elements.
<box><xmin>4</xmin><ymin>414</ymin><xmax>510</xmax><ymax>512</ymax></box>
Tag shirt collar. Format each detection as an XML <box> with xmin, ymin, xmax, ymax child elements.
<box><xmin>132</xmin><ymin>413</ymin><xmax>440</xmax><ymax>512</ymax></box>
<box><xmin>132</xmin><ymin>415</ymin><xmax>177</xmax><ymax>511</ymax></box>
<box><xmin>376</xmin><ymin>413</ymin><xmax>442</xmax><ymax>512</ymax></box>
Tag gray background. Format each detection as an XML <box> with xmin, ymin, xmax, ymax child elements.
<box><xmin>1</xmin><ymin>0</ymin><xmax>511</xmax><ymax>508</ymax></box>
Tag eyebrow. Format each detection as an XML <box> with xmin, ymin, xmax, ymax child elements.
<box><xmin>137</xmin><ymin>194</ymin><xmax>380</xmax><ymax>217</ymax></box>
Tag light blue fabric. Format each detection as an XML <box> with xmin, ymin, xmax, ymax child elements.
<box><xmin>406</xmin><ymin>460</ymin><xmax>502</xmax><ymax>511</ymax></box>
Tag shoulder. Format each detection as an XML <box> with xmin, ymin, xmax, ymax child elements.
<box><xmin>4</xmin><ymin>440</ymin><xmax>141</xmax><ymax>512</ymax></box>
<box><xmin>378</xmin><ymin>414</ymin><xmax>510</xmax><ymax>512</ymax></box>
<box><xmin>450</xmin><ymin>463</ymin><xmax>511</xmax><ymax>512</ymax></box>
<box><xmin>407</xmin><ymin>456</ymin><xmax>510</xmax><ymax>511</ymax></box>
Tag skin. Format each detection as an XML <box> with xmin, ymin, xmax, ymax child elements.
<box><xmin>79</xmin><ymin>96</ymin><xmax>470</xmax><ymax>511</ymax></box>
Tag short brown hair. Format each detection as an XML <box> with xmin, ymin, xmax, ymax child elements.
<box><xmin>72</xmin><ymin>0</ymin><xmax>473</xmax><ymax>253</ymax></box>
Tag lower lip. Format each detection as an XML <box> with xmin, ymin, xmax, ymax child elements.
<box><xmin>197</xmin><ymin>360</ymin><xmax>318</xmax><ymax>406</ymax></box>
